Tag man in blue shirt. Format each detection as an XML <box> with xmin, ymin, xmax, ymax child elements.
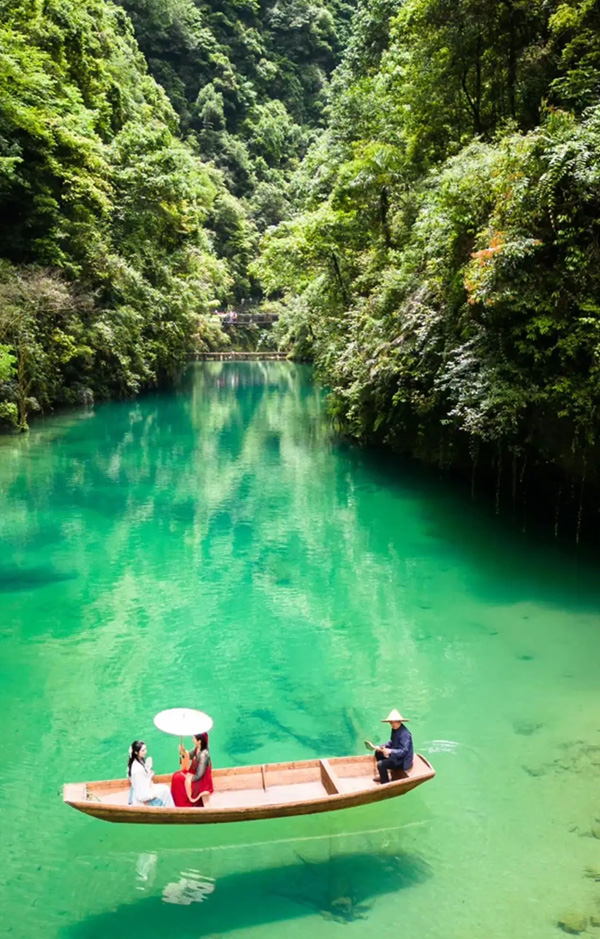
<box><xmin>370</xmin><ymin>709</ymin><xmax>413</xmax><ymax>783</ymax></box>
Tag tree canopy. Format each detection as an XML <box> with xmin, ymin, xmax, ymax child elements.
<box><xmin>258</xmin><ymin>0</ymin><xmax>600</xmax><ymax>534</ymax></box>
<box><xmin>0</xmin><ymin>0</ymin><xmax>352</xmax><ymax>428</ymax></box>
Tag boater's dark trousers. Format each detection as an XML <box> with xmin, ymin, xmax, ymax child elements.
<box><xmin>374</xmin><ymin>749</ymin><xmax>395</xmax><ymax>783</ymax></box>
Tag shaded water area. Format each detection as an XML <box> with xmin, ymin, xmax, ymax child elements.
<box><xmin>2</xmin><ymin>361</ymin><xmax>600</xmax><ymax>938</ymax></box>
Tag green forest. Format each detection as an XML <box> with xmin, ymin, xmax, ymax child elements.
<box><xmin>2</xmin><ymin>0</ymin><xmax>600</xmax><ymax>532</ymax></box>
<box><xmin>0</xmin><ymin>0</ymin><xmax>352</xmax><ymax>429</ymax></box>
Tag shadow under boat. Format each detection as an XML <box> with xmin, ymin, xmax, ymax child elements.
<box><xmin>63</xmin><ymin>846</ymin><xmax>431</xmax><ymax>937</ymax></box>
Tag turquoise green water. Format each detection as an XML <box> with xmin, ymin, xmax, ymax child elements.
<box><xmin>2</xmin><ymin>361</ymin><xmax>600</xmax><ymax>938</ymax></box>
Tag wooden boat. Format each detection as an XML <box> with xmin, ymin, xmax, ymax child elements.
<box><xmin>63</xmin><ymin>753</ymin><xmax>435</xmax><ymax>825</ymax></box>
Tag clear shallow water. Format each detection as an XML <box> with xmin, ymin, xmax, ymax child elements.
<box><xmin>2</xmin><ymin>362</ymin><xmax>600</xmax><ymax>938</ymax></box>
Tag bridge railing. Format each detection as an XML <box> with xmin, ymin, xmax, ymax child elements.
<box><xmin>214</xmin><ymin>312</ymin><xmax>279</xmax><ymax>326</ymax></box>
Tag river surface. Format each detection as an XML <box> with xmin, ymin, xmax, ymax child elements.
<box><xmin>1</xmin><ymin>361</ymin><xmax>600</xmax><ymax>939</ymax></box>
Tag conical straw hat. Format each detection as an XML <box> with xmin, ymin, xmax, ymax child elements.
<box><xmin>381</xmin><ymin>708</ymin><xmax>409</xmax><ymax>723</ymax></box>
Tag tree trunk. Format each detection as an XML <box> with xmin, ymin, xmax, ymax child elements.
<box><xmin>16</xmin><ymin>341</ymin><xmax>30</xmax><ymax>431</ymax></box>
<box><xmin>502</xmin><ymin>0</ymin><xmax>517</xmax><ymax>119</ymax></box>
<box><xmin>330</xmin><ymin>252</ymin><xmax>349</xmax><ymax>307</ymax></box>
<box><xmin>380</xmin><ymin>185</ymin><xmax>392</xmax><ymax>248</ymax></box>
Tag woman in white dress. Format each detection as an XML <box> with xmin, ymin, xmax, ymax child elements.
<box><xmin>128</xmin><ymin>740</ymin><xmax>175</xmax><ymax>807</ymax></box>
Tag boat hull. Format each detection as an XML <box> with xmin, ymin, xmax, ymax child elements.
<box><xmin>64</xmin><ymin>754</ymin><xmax>435</xmax><ymax>825</ymax></box>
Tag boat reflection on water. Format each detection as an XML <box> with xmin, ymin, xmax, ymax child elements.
<box><xmin>135</xmin><ymin>853</ymin><xmax>217</xmax><ymax>905</ymax></box>
<box><xmin>135</xmin><ymin>853</ymin><xmax>158</xmax><ymax>888</ymax></box>
<box><xmin>161</xmin><ymin>870</ymin><xmax>216</xmax><ymax>906</ymax></box>
<box><xmin>68</xmin><ymin>826</ymin><xmax>431</xmax><ymax>937</ymax></box>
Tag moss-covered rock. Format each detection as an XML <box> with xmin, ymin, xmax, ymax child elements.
<box><xmin>557</xmin><ymin>911</ymin><xmax>588</xmax><ymax>933</ymax></box>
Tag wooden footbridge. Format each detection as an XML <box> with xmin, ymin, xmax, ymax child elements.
<box><xmin>217</xmin><ymin>311</ymin><xmax>279</xmax><ymax>328</ymax></box>
<box><xmin>188</xmin><ymin>350</ymin><xmax>288</xmax><ymax>360</ymax></box>
<box><xmin>188</xmin><ymin>308</ymin><xmax>285</xmax><ymax>358</ymax></box>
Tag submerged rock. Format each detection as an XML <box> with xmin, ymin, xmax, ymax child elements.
<box><xmin>319</xmin><ymin>895</ymin><xmax>372</xmax><ymax>923</ymax></box>
<box><xmin>557</xmin><ymin>911</ymin><xmax>588</xmax><ymax>934</ymax></box>
<box><xmin>513</xmin><ymin>720</ymin><xmax>543</xmax><ymax>736</ymax></box>
<box><xmin>522</xmin><ymin>764</ymin><xmax>546</xmax><ymax>777</ymax></box>
<box><xmin>331</xmin><ymin>897</ymin><xmax>353</xmax><ymax>913</ymax></box>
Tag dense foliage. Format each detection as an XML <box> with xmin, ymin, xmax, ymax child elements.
<box><xmin>0</xmin><ymin>0</ymin><xmax>234</xmax><ymax>427</ymax></box>
<box><xmin>259</xmin><ymin>0</ymin><xmax>600</xmax><ymax>534</ymax></box>
<box><xmin>0</xmin><ymin>0</ymin><xmax>352</xmax><ymax>428</ymax></box>
<box><xmin>117</xmin><ymin>0</ymin><xmax>354</xmax><ymax>295</ymax></box>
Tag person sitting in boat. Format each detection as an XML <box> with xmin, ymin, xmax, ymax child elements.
<box><xmin>128</xmin><ymin>740</ymin><xmax>175</xmax><ymax>807</ymax></box>
<box><xmin>170</xmin><ymin>732</ymin><xmax>214</xmax><ymax>807</ymax></box>
<box><xmin>368</xmin><ymin>709</ymin><xmax>413</xmax><ymax>784</ymax></box>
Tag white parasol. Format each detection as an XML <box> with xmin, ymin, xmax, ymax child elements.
<box><xmin>154</xmin><ymin>708</ymin><xmax>213</xmax><ymax>738</ymax></box>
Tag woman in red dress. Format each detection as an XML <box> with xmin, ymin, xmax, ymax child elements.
<box><xmin>171</xmin><ymin>732</ymin><xmax>213</xmax><ymax>807</ymax></box>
